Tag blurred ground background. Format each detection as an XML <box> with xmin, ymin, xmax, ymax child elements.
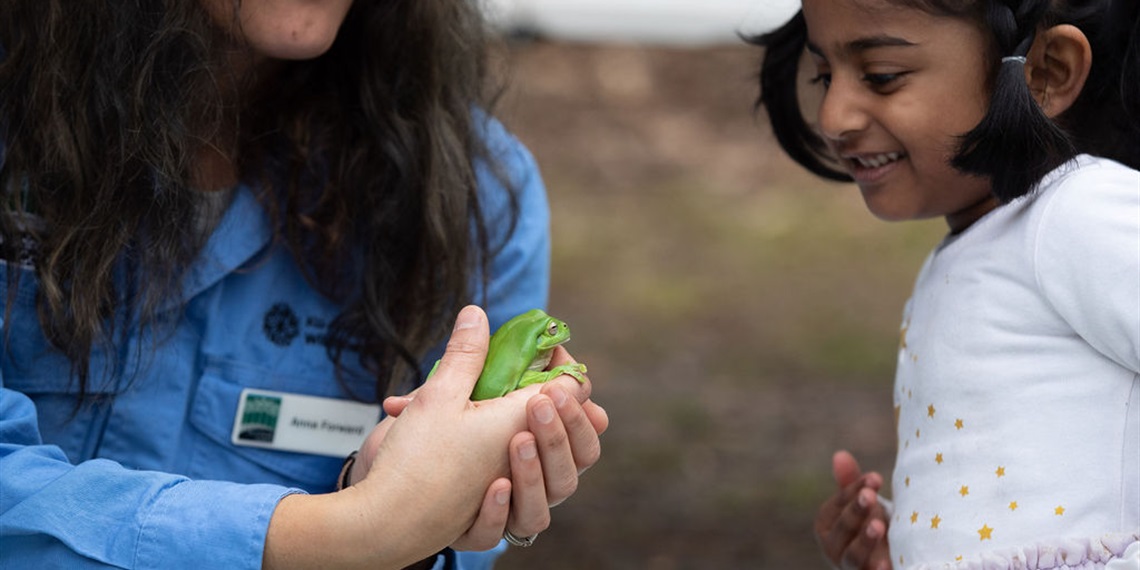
<box><xmin>488</xmin><ymin>36</ymin><xmax>947</xmax><ymax>569</ymax></box>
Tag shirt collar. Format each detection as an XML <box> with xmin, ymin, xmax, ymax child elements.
<box><xmin>165</xmin><ymin>184</ymin><xmax>273</xmax><ymax>310</ymax></box>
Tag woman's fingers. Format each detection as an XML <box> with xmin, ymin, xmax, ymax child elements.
<box><xmin>454</xmin><ymin>430</ymin><xmax>557</xmax><ymax>552</ymax></box>
<box><xmin>505</xmin><ymin>432</ymin><xmax>552</xmax><ymax>537</ymax></box>
<box><xmin>541</xmin><ymin>384</ymin><xmax>603</xmax><ymax>474</ymax></box>
<box><xmin>382</xmin><ymin>394</ymin><xmax>415</xmax><ymax>417</ymax></box>
<box><xmin>525</xmin><ymin>393</ymin><xmax>578</xmax><ymax>506</ymax></box>
<box><xmin>419</xmin><ymin>305</ymin><xmax>490</xmax><ymax>406</ymax></box>
<box><xmin>451</xmin><ymin>478</ymin><xmax>513</xmax><ymax>551</ymax></box>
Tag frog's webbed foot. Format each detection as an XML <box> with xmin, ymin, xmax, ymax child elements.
<box><xmin>517</xmin><ymin>363</ymin><xmax>588</xmax><ymax>388</ymax></box>
<box><xmin>558</xmin><ymin>363</ymin><xmax>588</xmax><ymax>383</ymax></box>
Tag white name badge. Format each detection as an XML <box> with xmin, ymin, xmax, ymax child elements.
<box><xmin>231</xmin><ymin>388</ymin><xmax>381</xmax><ymax>457</ymax></box>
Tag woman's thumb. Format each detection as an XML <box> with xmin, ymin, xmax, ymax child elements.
<box><xmin>425</xmin><ymin>305</ymin><xmax>490</xmax><ymax>402</ymax></box>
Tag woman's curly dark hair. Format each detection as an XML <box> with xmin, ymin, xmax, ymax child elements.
<box><xmin>0</xmin><ymin>0</ymin><xmax>514</xmax><ymax>401</ymax></box>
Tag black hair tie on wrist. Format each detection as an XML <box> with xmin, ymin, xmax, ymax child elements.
<box><xmin>336</xmin><ymin>450</ymin><xmax>358</xmax><ymax>491</ymax></box>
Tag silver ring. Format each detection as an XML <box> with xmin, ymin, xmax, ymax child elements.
<box><xmin>503</xmin><ymin>529</ymin><xmax>538</xmax><ymax>547</ymax></box>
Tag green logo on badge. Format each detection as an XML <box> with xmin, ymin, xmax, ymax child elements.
<box><xmin>238</xmin><ymin>394</ymin><xmax>281</xmax><ymax>443</ymax></box>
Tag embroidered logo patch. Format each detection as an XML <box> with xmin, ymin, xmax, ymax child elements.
<box><xmin>236</xmin><ymin>393</ymin><xmax>282</xmax><ymax>443</ymax></box>
<box><xmin>263</xmin><ymin>303</ymin><xmax>300</xmax><ymax>346</ymax></box>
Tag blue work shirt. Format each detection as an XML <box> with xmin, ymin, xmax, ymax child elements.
<box><xmin>0</xmin><ymin>119</ymin><xmax>549</xmax><ymax>569</ymax></box>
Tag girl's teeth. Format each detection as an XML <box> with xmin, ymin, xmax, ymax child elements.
<box><xmin>856</xmin><ymin>152</ymin><xmax>901</xmax><ymax>168</ymax></box>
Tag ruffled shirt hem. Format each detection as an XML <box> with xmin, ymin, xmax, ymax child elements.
<box><xmin>909</xmin><ymin>532</ymin><xmax>1139</xmax><ymax>570</ymax></box>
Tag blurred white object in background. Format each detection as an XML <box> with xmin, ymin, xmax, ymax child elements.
<box><xmin>481</xmin><ymin>0</ymin><xmax>801</xmax><ymax>45</ymax></box>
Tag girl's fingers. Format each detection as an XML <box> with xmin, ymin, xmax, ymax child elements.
<box><xmin>817</xmin><ymin>473</ymin><xmax>869</xmax><ymax>531</ymax></box>
<box><xmin>839</xmin><ymin>515</ymin><xmax>885</xmax><ymax>570</ymax></box>
<box><xmin>451</xmin><ymin>478</ymin><xmax>513</xmax><ymax>552</ymax></box>
<box><xmin>506</xmin><ymin>432</ymin><xmax>552</xmax><ymax>537</ymax></box>
<box><xmin>835</xmin><ymin>473</ymin><xmax>881</xmax><ymax>515</ymax></box>
<box><xmin>832</xmin><ymin>450</ymin><xmax>863</xmax><ymax>488</ymax></box>
<box><xmin>825</xmin><ymin>486</ymin><xmax>879</xmax><ymax>563</ymax></box>
<box><xmin>869</xmin><ymin>529</ymin><xmax>893</xmax><ymax>570</ymax></box>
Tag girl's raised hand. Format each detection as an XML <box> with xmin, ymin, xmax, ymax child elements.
<box><xmin>815</xmin><ymin>450</ymin><xmax>893</xmax><ymax>570</ymax></box>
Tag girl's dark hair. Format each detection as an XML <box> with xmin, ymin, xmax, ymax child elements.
<box><xmin>0</xmin><ymin>0</ymin><xmax>512</xmax><ymax>400</ymax></box>
<box><xmin>749</xmin><ymin>0</ymin><xmax>1140</xmax><ymax>202</ymax></box>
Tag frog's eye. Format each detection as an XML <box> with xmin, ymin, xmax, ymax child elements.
<box><xmin>546</xmin><ymin>322</ymin><xmax>559</xmax><ymax>336</ymax></box>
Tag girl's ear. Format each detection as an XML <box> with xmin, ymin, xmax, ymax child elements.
<box><xmin>1024</xmin><ymin>24</ymin><xmax>1092</xmax><ymax>118</ymax></box>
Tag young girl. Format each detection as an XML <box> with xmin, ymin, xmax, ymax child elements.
<box><xmin>0</xmin><ymin>1</ymin><xmax>606</xmax><ymax>568</ymax></box>
<box><xmin>752</xmin><ymin>1</ymin><xmax>1139</xmax><ymax>568</ymax></box>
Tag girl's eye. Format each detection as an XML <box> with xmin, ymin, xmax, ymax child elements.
<box><xmin>863</xmin><ymin>73</ymin><xmax>905</xmax><ymax>88</ymax></box>
<box><xmin>808</xmin><ymin>71</ymin><xmax>906</xmax><ymax>91</ymax></box>
<box><xmin>809</xmin><ymin>73</ymin><xmax>832</xmax><ymax>88</ymax></box>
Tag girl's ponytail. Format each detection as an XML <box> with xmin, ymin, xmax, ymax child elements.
<box><xmin>952</xmin><ymin>0</ymin><xmax>1075</xmax><ymax>203</ymax></box>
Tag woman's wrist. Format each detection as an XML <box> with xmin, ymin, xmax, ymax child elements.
<box><xmin>264</xmin><ymin>486</ymin><xmax>423</xmax><ymax>570</ymax></box>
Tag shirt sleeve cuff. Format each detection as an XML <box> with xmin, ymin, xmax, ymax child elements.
<box><xmin>136</xmin><ymin>479</ymin><xmax>304</xmax><ymax>570</ymax></box>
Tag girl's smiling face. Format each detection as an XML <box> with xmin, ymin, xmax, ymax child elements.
<box><xmin>802</xmin><ymin>0</ymin><xmax>998</xmax><ymax>231</ymax></box>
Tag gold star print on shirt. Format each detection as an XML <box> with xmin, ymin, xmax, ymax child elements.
<box><xmin>888</xmin><ymin>309</ymin><xmax>1088</xmax><ymax>566</ymax></box>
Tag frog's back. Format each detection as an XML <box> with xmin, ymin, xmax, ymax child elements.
<box><xmin>473</xmin><ymin>309</ymin><xmax>549</xmax><ymax>400</ymax></box>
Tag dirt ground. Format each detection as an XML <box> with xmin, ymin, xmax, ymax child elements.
<box><xmin>489</xmin><ymin>39</ymin><xmax>947</xmax><ymax>569</ymax></box>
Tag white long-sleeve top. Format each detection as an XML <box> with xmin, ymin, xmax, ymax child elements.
<box><xmin>888</xmin><ymin>155</ymin><xmax>1140</xmax><ymax>569</ymax></box>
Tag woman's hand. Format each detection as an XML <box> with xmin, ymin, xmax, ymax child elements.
<box><xmin>378</xmin><ymin>347</ymin><xmax>609</xmax><ymax>552</ymax></box>
<box><xmin>265</xmin><ymin>306</ymin><xmax>539</xmax><ymax>569</ymax></box>
<box><xmin>814</xmin><ymin>451</ymin><xmax>892</xmax><ymax>570</ymax></box>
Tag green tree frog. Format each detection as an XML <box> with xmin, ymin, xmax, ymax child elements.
<box><xmin>469</xmin><ymin>309</ymin><xmax>588</xmax><ymax>401</ymax></box>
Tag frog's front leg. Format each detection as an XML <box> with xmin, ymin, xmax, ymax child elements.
<box><xmin>516</xmin><ymin>363</ymin><xmax>588</xmax><ymax>389</ymax></box>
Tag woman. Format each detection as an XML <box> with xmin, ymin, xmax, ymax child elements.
<box><xmin>0</xmin><ymin>1</ymin><xmax>606</xmax><ymax>568</ymax></box>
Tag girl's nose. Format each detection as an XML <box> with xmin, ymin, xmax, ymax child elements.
<box><xmin>816</xmin><ymin>79</ymin><xmax>870</xmax><ymax>142</ymax></box>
